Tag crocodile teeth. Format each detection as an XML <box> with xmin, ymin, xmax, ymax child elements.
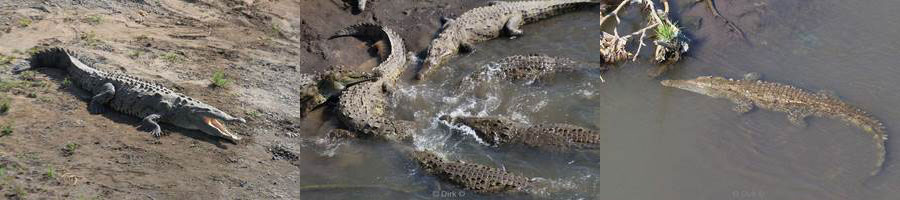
<box><xmin>205</xmin><ymin>117</ymin><xmax>241</xmax><ymax>141</ymax></box>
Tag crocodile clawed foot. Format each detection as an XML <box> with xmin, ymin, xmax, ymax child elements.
<box><xmin>138</xmin><ymin>125</ymin><xmax>163</xmax><ymax>137</ymax></box>
<box><xmin>87</xmin><ymin>104</ymin><xmax>106</xmax><ymax>114</ymax></box>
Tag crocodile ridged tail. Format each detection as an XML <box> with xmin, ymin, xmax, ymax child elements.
<box><xmin>329</xmin><ymin>23</ymin><xmax>387</xmax><ymax>40</ymax></box>
<box><xmin>13</xmin><ymin>47</ymin><xmax>72</xmax><ymax>73</ymax></box>
<box><xmin>843</xmin><ymin>109</ymin><xmax>889</xmax><ymax>176</ymax></box>
<box><xmin>863</xmin><ymin>117</ymin><xmax>888</xmax><ymax>176</ymax></box>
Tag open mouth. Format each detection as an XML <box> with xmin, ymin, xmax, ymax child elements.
<box><xmin>204</xmin><ymin>117</ymin><xmax>241</xmax><ymax>141</ymax></box>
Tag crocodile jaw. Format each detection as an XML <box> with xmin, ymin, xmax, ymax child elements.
<box><xmin>202</xmin><ymin>116</ymin><xmax>242</xmax><ymax>142</ymax></box>
<box><xmin>661</xmin><ymin>79</ymin><xmax>713</xmax><ymax>95</ymax></box>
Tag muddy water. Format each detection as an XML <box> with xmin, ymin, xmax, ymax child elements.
<box><xmin>298</xmin><ymin>0</ymin><xmax>900</xmax><ymax>199</ymax></box>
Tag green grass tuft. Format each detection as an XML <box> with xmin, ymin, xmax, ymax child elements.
<box><xmin>81</xmin><ymin>31</ymin><xmax>102</xmax><ymax>46</ymax></box>
<box><xmin>159</xmin><ymin>52</ymin><xmax>181</xmax><ymax>63</ymax></box>
<box><xmin>127</xmin><ymin>50</ymin><xmax>142</xmax><ymax>58</ymax></box>
<box><xmin>18</xmin><ymin>18</ymin><xmax>32</xmax><ymax>27</ymax></box>
<box><xmin>0</xmin><ymin>54</ymin><xmax>13</xmax><ymax>66</ymax></box>
<box><xmin>655</xmin><ymin>20</ymin><xmax>679</xmax><ymax>42</ymax></box>
<box><xmin>84</xmin><ymin>15</ymin><xmax>102</xmax><ymax>25</ymax></box>
<box><xmin>0</xmin><ymin>98</ymin><xmax>9</xmax><ymax>114</ymax></box>
<box><xmin>63</xmin><ymin>143</ymin><xmax>79</xmax><ymax>156</ymax></box>
<box><xmin>1</xmin><ymin>124</ymin><xmax>12</xmax><ymax>137</ymax></box>
<box><xmin>45</xmin><ymin>166</ymin><xmax>56</xmax><ymax>179</ymax></box>
<box><xmin>25</xmin><ymin>47</ymin><xmax>41</xmax><ymax>56</ymax></box>
<box><xmin>19</xmin><ymin>71</ymin><xmax>37</xmax><ymax>81</ymax></box>
<box><xmin>61</xmin><ymin>77</ymin><xmax>72</xmax><ymax>88</ymax></box>
<box><xmin>210</xmin><ymin>70</ymin><xmax>230</xmax><ymax>88</ymax></box>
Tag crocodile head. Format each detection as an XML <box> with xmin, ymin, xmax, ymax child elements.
<box><xmin>298</xmin><ymin>69</ymin><xmax>379</xmax><ymax>115</ymax></box>
<box><xmin>661</xmin><ymin>76</ymin><xmax>735</xmax><ymax>97</ymax></box>
<box><xmin>439</xmin><ymin>115</ymin><xmax>516</xmax><ymax>145</ymax></box>
<box><xmin>417</xmin><ymin>39</ymin><xmax>458</xmax><ymax>80</ymax></box>
<box><xmin>169</xmin><ymin>105</ymin><xmax>246</xmax><ymax>142</ymax></box>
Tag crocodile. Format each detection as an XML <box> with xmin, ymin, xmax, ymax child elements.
<box><xmin>13</xmin><ymin>48</ymin><xmax>246</xmax><ymax>141</ymax></box>
<box><xmin>411</xmin><ymin>150</ymin><xmax>533</xmax><ymax>193</ymax></box>
<box><xmin>460</xmin><ymin>54</ymin><xmax>606</xmax><ymax>87</ymax></box>
<box><xmin>416</xmin><ymin>0</ymin><xmax>606</xmax><ymax>80</ymax></box>
<box><xmin>661</xmin><ymin>74</ymin><xmax>888</xmax><ymax>176</ymax></box>
<box><xmin>329</xmin><ymin>23</ymin><xmax>416</xmax><ymax>142</ymax></box>
<box><xmin>440</xmin><ymin>115</ymin><xmax>602</xmax><ymax>151</ymax></box>
<box><xmin>297</xmin><ymin>66</ymin><xmax>379</xmax><ymax>117</ymax></box>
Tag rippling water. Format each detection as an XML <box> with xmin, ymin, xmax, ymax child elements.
<box><xmin>298</xmin><ymin>0</ymin><xmax>900</xmax><ymax>199</ymax></box>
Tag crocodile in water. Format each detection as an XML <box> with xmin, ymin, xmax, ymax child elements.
<box><xmin>661</xmin><ymin>74</ymin><xmax>888</xmax><ymax>175</ymax></box>
<box><xmin>440</xmin><ymin>115</ymin><xmax>602</xmax><ymax>151</ymax></box>
<box><xmin>416</xmin><ymin>0</ymin><xmax>605</xmax><ymax>80</ymax></box>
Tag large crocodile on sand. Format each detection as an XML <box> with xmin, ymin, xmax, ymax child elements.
<box><xmin>329</xmin><ymin>23</ymin><xmax>417</xmax><ymax>142</ymax></box>
<box><xmin>661</xmin><ymin>74</ymin><xmax>888</xmax><ymax>175</ymax></box>
<box><xmin>411</xmin><ymin>150</ymin><xmax>534</xmax><ymax>193</ymax></box>
<box><xmin>440</xmin><ymin>115</ymin><xmax>602</xmax><ymax>151</ymax></box>
<box><xmin>416</xmin><ymin>0</ymin><xmax>606</xmax><ymax>80</ymax></box>
<box><xmin>13</xmin><ymin>48</ymin><xmax>246</xmax><ymax>141</ymax></box>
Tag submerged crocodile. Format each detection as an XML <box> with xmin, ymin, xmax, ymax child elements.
<box><xmin>416</xmin><ymin>0</ymin><xmax>605</xmax><ymax>80</ymax></box>
<box><xmin>411</xmin><ymin>150</ymin><xmax>534</xmax><ymax>193</ymax></box>
<box><xmin>13</xmin><ymin>48</ymin><xmax>246</xmax><ymax>141</ymax></box>
<box><xmin>461</xmin><ymin>54</ymin><xmax>606</xmax><ymax>87</ymax></box>
<box><xmin>440</xmin><ymin>115</ymin><xmax>602</xmax><ymax>151</ymax></box>
<box><xmin>329</xmin><ymin>23</ymin><xmax>416</xmax><ymax>142</ymax></box>
<box><xmin>661</xmin><ymin>74</ymin><xmax>888</xmax><ymax>175</ymax></box>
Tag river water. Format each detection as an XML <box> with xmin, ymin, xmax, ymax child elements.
<box><xmin>298</xmin><ymin>0</ymin><xmax>900</xmax><ymax>199</ymax></box>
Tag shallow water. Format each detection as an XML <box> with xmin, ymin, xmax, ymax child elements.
<box><xmin>298</xmin><ymin>0</ymin><xmax>900</xmax><ymax>199</ymax></box>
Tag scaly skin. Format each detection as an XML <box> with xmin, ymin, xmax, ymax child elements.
<box><xmin>416</xmin><ymin>0</ymin><xmax>605</xmax><ymax>80</ymax></box>
<box><xmin>14</xmin><ymin>48</ymin><xmax>245</xmax><ymax>141</ymax></box>
<box><xmin>440</xmin><ymin>115</ymin><xmax>602</xmax><ymax>151</ymax></box>
<box><xmin>297</xmin><ymin>66</ymin><xmax>379</xmax><ymax>117</ymax></box>
<box><xmin>463</xmin><ymin>54</ymin><xmax>606</xmax><ymax>85</ymax></box>
<box><xmin>331</xmin><ymin>23</ymin><xmax>416</xmax><ymax>142</ymax></box>
<box><xmin>411</xmin><ymin>150</ymin><xmax>533</xmax><ymax>193</ymax></box>
<box><xmin>661</xmin><ymin>75</ymin><xmax>888</xmax><ymax>176</ymax></box>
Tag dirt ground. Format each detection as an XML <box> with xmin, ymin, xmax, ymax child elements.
<box><xmin>0</xmin><ymin>0</ymin><xmax>488</xmax><ymax>199</ymax></box>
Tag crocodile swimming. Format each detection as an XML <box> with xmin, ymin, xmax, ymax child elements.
<box><xmin>460</xmin><ymin>54</ymin><xmax>607</xmax><ymax>88</ymax></box>
<box><xmin>13</xmin><ymin>48</ymin><xmax>246</xmax><ymax>141</ymax></box>
<box><xmin>329</xmin><ymin>23</ymin><xmax>416</xmax><ymax>142</ymax></box>
<box><xmin>416</xmin><ymin>0</ymin><xmax>606</xmax><ymax>80</ymax></box>
<box><xmin>411</xmin><ymin>150</ymin><xmax>534</xmax><ymax>193</ymax></box>
<box><xmin>440</xmin><ymin>115</ymin><xmax>602</xmax><ymax>151</ymax></box>
<box><xmin>661</xmin><ymin>74</ymin><xmax>888</xmax><ymax>176</ymax></box>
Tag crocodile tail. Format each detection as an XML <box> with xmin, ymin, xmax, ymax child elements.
<box><xmin>12</xmin><ymin>47</ymin><xmax>71</xmax><ymax>73</ymax></box>
<box><xmin>848</xmin><ymin>110</ymin><xmax>889</xmax><ymax>176</ymax></box>
<box><xmin>867</xmin><ymin>119</ymin><xmax>888</xmax><ymax>176</ymax></box>
<box><xmin>329</xmin><ymin>23</ymin><xmax>386</xmax><ymax>40</ymax></box>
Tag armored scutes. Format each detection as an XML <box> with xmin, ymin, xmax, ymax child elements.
<box><xmin>661</xmin><ymin>75</ymin><xmax>888</xmax><ymax>176</ymax></box>
<box><xmin>297</xmin><ymin>66</ymin><xmax>379</xmax><ymax>117</ymax></box>
<box><xmin>416</xmin><ymin>0</ymin><xmax>605</xmax><ymax>80</ymax></box>
<box><xmin>462</xmin><ymin>54</ymin><xmax>606</xmax><ymax>85</ymax></box>
<box><xmin>412</xmin><ymin>150</ymin><xmax>533</xmax><ymax>193</ymax></box>
<box><xmin>13</xmin><ymin>48</ymin><xmax>245</xmax><ymax>141</ymax></box>
<box><xmin>330</xmin><ymin>23</ymin><xmax>416</xmax><ymax>142</ymax></box>
<box><xmin>440</xmin><ymin>115</ymin><xmax>602</xmax><ymax>151</ymax></box>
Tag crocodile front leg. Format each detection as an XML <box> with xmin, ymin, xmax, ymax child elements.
<box><xmin>140</xmin><ymin>114</ymin><xmax>163</xmax><ymax>137</ymax></box>
<box><xmin>88</xmin><ymin>83</ymin><xmax>116</xmax><ymax>114</ymax></box>
<box><xmin>504</xmin><ymin>15</ymin><xmax>525</xmax><ymax>38</ymax></box>
<box><xmin>787</xmin><ymin>110</ymin><xmax>811</xmax><ymax>127</ymax></box>
<box><xmin>731</xmin><ymin>98</ymin><xmax>754</xmax><ymax>114</ymax></box>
